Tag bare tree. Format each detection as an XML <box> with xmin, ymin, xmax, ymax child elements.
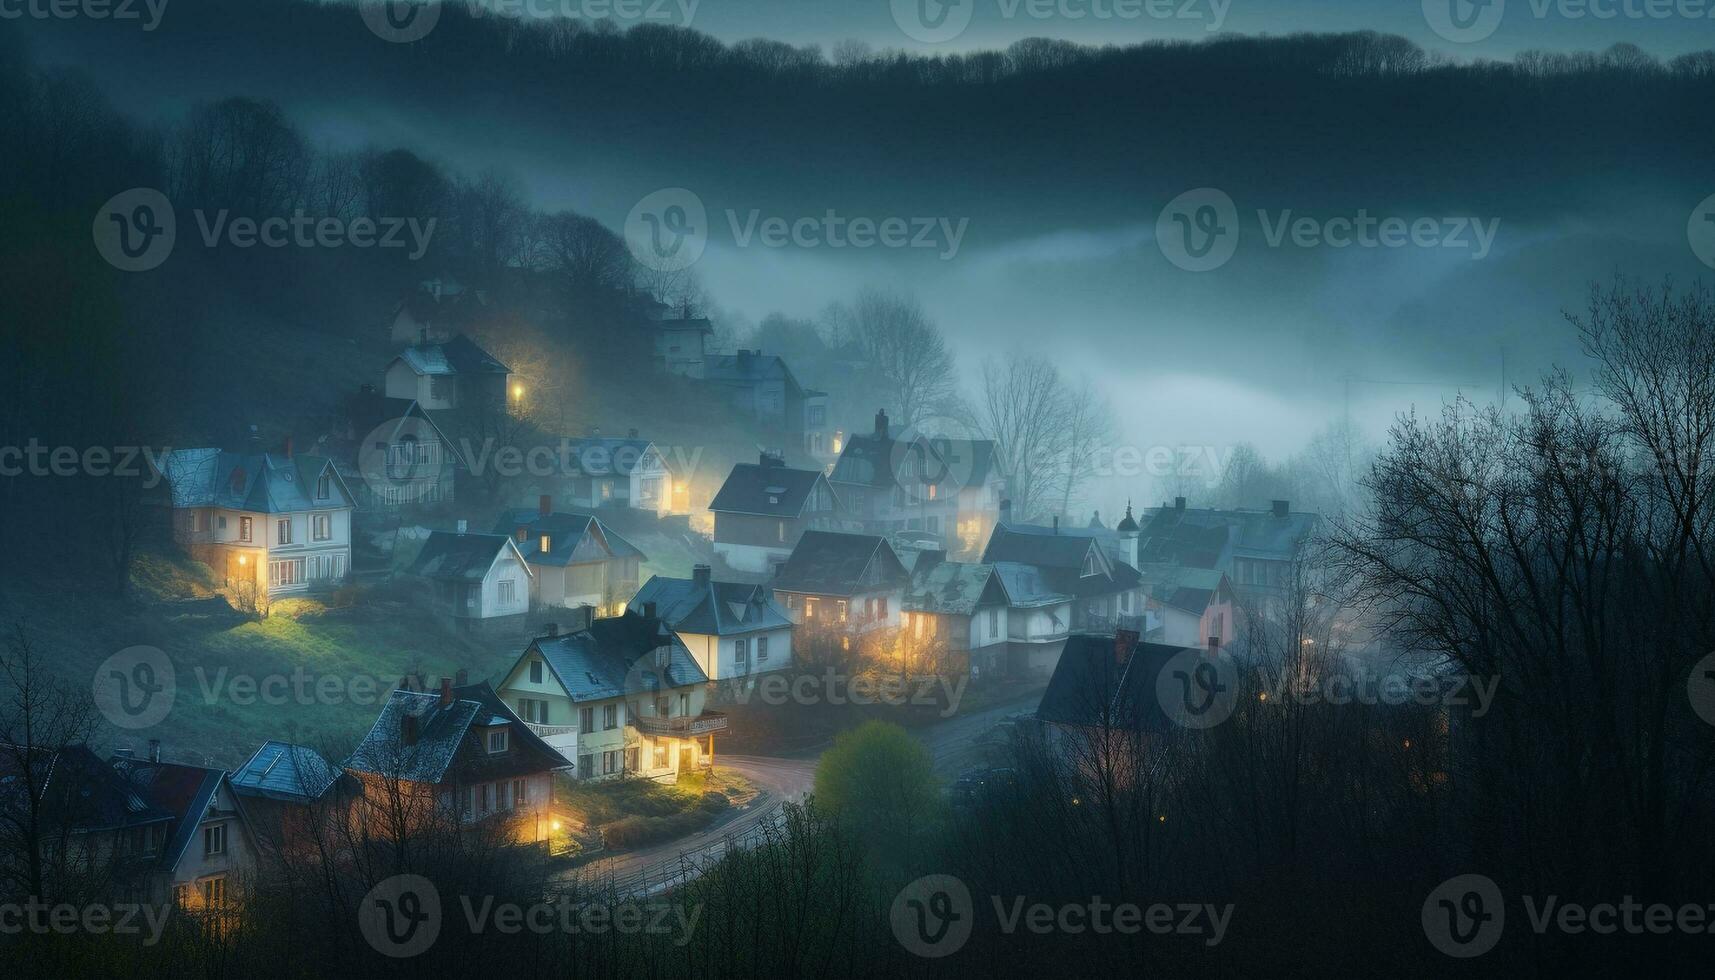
<box><xmin>848</xmin><ymin>288</ymin><xmax>957</xmax><ymax>428</ymax></box>
<box><xmin>977</xmin><ymin>350</ymin><xmax>1068</xmax><ymax>522</ymax></box>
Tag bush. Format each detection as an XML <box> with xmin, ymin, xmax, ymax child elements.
<box><xmin>602</xmin><ymin>811</ymin><xmax>712</xmax><ymax>849</ymax></box>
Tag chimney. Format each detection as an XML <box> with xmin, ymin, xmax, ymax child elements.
<box><xmin>999</xmin><ymin>498</ymin><xmax>1012</xmax><ymax>525</ymax></box>
<box><xmin>456</xmin><ymin>519</ymin><xmax>468</xmax><ymax>534</ymax></box>
<box><xmin>438</xmin><ymin>677</ymin><xmax>452</xmax><ymax>708</ymax></box>
<box><xmin>628</xmin><ymin>427</ymin><xmax>639</xmax><ymax>438</ymax></box>
<box><xmin>760</xmin><ymin>450</ymin><xmax>783</xmax><ymax>467</ymax></box>
<box><xmin>282</xmin><ymin>436</ymin><xmax>294</xmax><ymax>459</ymax></box>
<box><xmin>454</xmin><ymin>668</ymin><xmax>468</xmax><ymax>687</ymax></box>
<box><xmin>419</xmin><ymin>327</ymin><xmax>428</xmax><ymax>345</ymax></box>
<box><xmin>1271</xmin><ymin>499</ymin><xmax>1289</xmax><ymax>518</ymax></box>
<box><xmin>544</xmin><ymin>621</ymin><xmax>559</xmax><ymax>638</ymax></box>
<box><xmin>401</xmin><ymin>715</ymin><xmax>419</xmax><ymax>746</ymax></box>
<box><xmin>246</xmin><ymin>424</ymin><xmax>261</xmax><ymax>450</ymax></box>
<box><xmin>147</xmin><ymin>739</ymin><xmax>161</xmax><ymax>763</ymax></box>
<box><xmin>539</xmin><ymin>494</ymin><xmax>552</xmax><ymax>517</ymax></box>
<box><xmin>874</xmin><ymin>409</ymin><xmax>889</xmax><ymax>439</ymax></box>
<box><xmin>642</xmin><ymin>601</ymin><xmax>657</xmax><ymax>621</ymax></box>
<box><xmin>692</xmin><ymin>564</ymin><xmax>711</xmax><ymax>588</ymax></box>
<box><xmin>574</xmin><ymin>604</ymin><xmax>594</xmax><ymax>631</ymax></box>
<box><xmin>1208</xmin><ymin>635</ymin><xmax>1222</xmax><ymax>653</ymax></box>
<box><xmin>1175</xmin><ymin>496</ymin><xmax>1186</xmax><ymax>511</ymax></box>
<box><xmin>1052</xmin><ymin>515</ymin><xmax>1059</xmax><ymax>535</ymax></box>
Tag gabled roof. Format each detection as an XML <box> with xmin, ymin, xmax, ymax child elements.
<box><xmin>701</xmin><ymin>351</ymin><xmax>801</xmax><ymax>395</ymax></box>
<box><xmin>325</xmin><ymin>391</ymin><xmax>466</xmax><ymax>469</ymax></box>
<box><xmin>904</xmin><ymin>559</ymin><xmax>1007</xmax><ymax>616</ymax></box>
<box><xmin>492</xmin><ymin>510</ymin><xmax>645</xmax><ymax>567</ymax></box>
<box><xmin>391</xmin><ymin>334</ymin><xmax>510</xmax><ymax>377</ymax></box>
<box><xmin>773</xmin><ymin>530</ymin><xmax>909</xmax><ymax>598</ymax></box>
<box><xmin>989</xmin><ymin>561</ymin><xmax>1074</xmax><ymax>607</ymax></box>
<box><xmin>1036</xmin><ymin>635</ymin><xmax>1195</xmax><ymax>733</ymax></box>
<box><xmin>631</xmin><ymin>574</ymin><xmax>793</xmax><ymax>636</ymax></box>
<box><xmin>1135</xmin><ymin>564</ymin><xmax>1229</xmax><ymax>616</ymax></box>
<box><xmin>346</xmin><ymin>682</ymin><xmax>565</xmax><ymax>784</ymax></box>
<box><xmin>0</xmin><ymin>744</ymin><xmax>171</xmax><ymax>835</ymax></box>
<box><xmin>982</xmin><ymin>525</ymin><xmax>1142</xmax><ymax>599</ymax></box>
<box><xmin>708</xmin><ymin>461</ymin><xmax>832</xmax><ymax>518</ymax></box>
<box><xmin>521</xmin><ymin>611</ymin><xmax>709</xmax><ymax>703</ymax></box>
<box><xmin>410</xmin><ymin>531</ymin><xmax>533</xmax><ymax>583</ymax></box>
<box><xmin>231</xmin><ymin>741</ymin><xmax>341</xmax><ymax>804</ymax></box>
<box><xmin>829</xmin><ymin>430</ymin><xmax>958</xmax><ymax>492</ymax></box>
<box><xmin>161</xmin><ymin>449</ymin><xmax>354</xmax><ymax>514</ymax></box>
<box><xmin>110</xmin><ymin>758</ymin><xmax>242</xmax><ymax>873</ymax></box>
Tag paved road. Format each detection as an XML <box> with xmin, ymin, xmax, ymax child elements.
<box><xmin>566</xmin><ymin>689</ymin><xmax>1045</xmax><ymax>897</ymax></box>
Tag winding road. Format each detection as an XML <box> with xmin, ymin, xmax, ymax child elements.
<box><xmin>569</xmin><ymin>689</ymin><xmax>1045</xmax><ymax>898</ymax></box>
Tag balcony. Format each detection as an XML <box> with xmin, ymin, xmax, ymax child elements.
<box><xmin>633</xmin><ymin>711</ymin><xmax>729</xmax><ymax>737</ymax></box>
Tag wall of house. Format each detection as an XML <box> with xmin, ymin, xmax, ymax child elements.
<box><xmin>384</xmin><ymin>361</ymin><xmax>448</xmax><ymax>407</ymax></box>
<box><xmin>164</xmin><ymin>783</ymin><xmax>256</xmax><ymax>911</ymax></box>
<box><xmin>479</xmin><ymin>552</ymin><xmax>531</xmax><ymax>619</ymax></box>
<box><xmin>679</xmin><ymin>627</ymin><xmax>793</xmax><ymax>680</ymax></box>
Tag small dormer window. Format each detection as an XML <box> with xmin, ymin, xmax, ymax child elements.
<box><xmin>487</xmin><ymin>729</ymin><xmax>509</xmax><ymax>753</ymax></box>
<box><xmin>1082</xmin><ymin>551</ymin><xmax>1097</xmax><ymax>576</ymax></box>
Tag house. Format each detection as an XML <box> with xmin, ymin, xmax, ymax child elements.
<box><xmin>701</xmin><ymin>349</ymin><xmax>812</xmax><ymax>431</ymax></box>
<box><xmin>989</xmin><ymin>561</ymin><xmax>1076</xmax><ymax>677</ymax></box>
<box><xmin>0</xmin><ymin>744</ymin><xmax>257</xmax><ymax>916</ymax></box>
<box><xmin>646</xmin><ymin>308</ymin><xmax>713</xmax><ymax>377</ymax></box>
<box><xmin>802</xmin><ymin>388</ymin><xmax>837</xmax><ymax>467</ymax></box>
<box><xmin>316</xmin><ymin>386</ymin><xmax>464</xmax><ymax>510</ymax></box>
<box><xmin>383</xmin><ymin>333</ymin><xmax>511</xmax><ymax>414</ymax></box>
<box><xmin>495</xmin><ymin>611</ymin><xmax>727</xmax><ymax>782</ymax></box>
<box><xmin>1135</xmin><ymin>563</ymin><xmax>1236</xmax><ymax>651</ymax></box>
<box><xmin>162</xmin><ymin>445</ymin><xmax>356</xmax><ymax>599</ymax></box>
<box><xmin>980</xmin><ymin>518</ymin><xmax>1145</xmax><ymax>635</ymax></box>
<box><xmin>900</xmin><ymin>551</ymin><xmax>1010</xmax><ymax>679</ymax></box>
<box><xmin>1035</xmin><ymin>633</ymin><xmax>1196</xmax><ymax>757</ymax></box>
<box><xmin>229</xmin><ymin>741</ymin><xmax>353</xmax><ymax>870</ymax></box>
<box><xmin>630</xmin><ymin>564</ymin><xmax>795</xmax><ymax>682</ymax></box>
<box><xmin>771</xmin><ymin>530</ymin><xmax>911</xmax><ymax>633</ymax></box>
<box><xmin>559</xmin><ymin>431</ymin><xmax>683</xmax><ymax>516</ymax></box>
<box><xmin>1137</xmin><ymin>497</ymin><xmax>1321</xmax><ymax>606</ymax></box>
<box><xmin>407</xmin><ymin>526</ymin><xmax>534</xmax><ymax>632</ymax></box>
<box><xmin>344</xmin><ymin>678</ymin><xmax>564</xmax><ymax>842</ymax></box>
<box><xmin>708</xmin><ymin>452</ymin><xmax>841</xmax><ymax>574</ymax></box>
<box><xmin>493</xmin><ymin>498</ymin><xmax>646</xmax><ymax>616</ymax></box>
<box><xmin>951</xmin><ymin>439</ymin><xmax>1005</xmax><ymax>558</ymax></box>
<box><xmin>829</xmin><ymin>410</ymin><xmax>960</xmax><ymax>547</ymax></box>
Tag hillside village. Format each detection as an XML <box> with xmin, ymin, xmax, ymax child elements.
<box><xmin>3</xmin><ymin>276</ymin><xmax>1325</xmax><ymax>921</ymax></box>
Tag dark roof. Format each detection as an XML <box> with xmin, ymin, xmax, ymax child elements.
<box><xmin>773</xmin><ymin>530</ymin><xmax>909</xmax><ymax>597</ymax></box>
<box><xmin>395</xmin><ymin>333</ymin><xmax>510</xmax><ymax>376</ymax></box>
<box><xmin>990</xmin><ymin>561</ymin><xmax>1074</xmax><ymax>607</ymax></box>
<box><xmin>1135</xmin><ymin>564</ymin><xmax>1228</xmax><ymax>615</ymax></box>
<box><xmin>525</xmin><ymin>611</ymin><xmax>709</xmax><ymax>702</ymax></box>
<box><xmin>829</xmin><ymin>431</ymin><xmax>956</xmax><ymax>492</ymax></box>
<box><xmin>110</xmin><ymin>758</ymin><xmax>235</xmax><ymax>873</ymax></box>
<box><xmin>632</xmin><ymin>574</ymin><xmax>793</xmax><ymax>636</ymax></box>
<box><xmin>561</xmin><ymin>437</ymin><xmax>658</xmax><ymax>477</ymax></box>
<box><xmin>0</xmin><ymin>744</ymin><xmax>171</xmax><ymax>835</ymax></box>
<box><xmin>1036</xmin><ymin>635</ymin><xmax>1194</xmax><ymax>734</ymax></box>
<box><xmin>410</xmin><ymin>531</ymin><xmax>528</xmax><ymax>582</ymax></box>
<box><xmin>346</xmin><ymin>681</ymin><xmax>567</xmax><ymax>784</ymax></box>
<box><xmin>982</xmin><ymin>525</ymin><xmax>1142</xmax><ymax>599</ymax></box>
<box><xmin>231</xmin><ymin>741</ymin><xmax>341</xmax><ymax>803</ymax></box>
<box><xmin>162</xmin><ymin>449</ymin><xmax>352</xmax><ymax>514</ymax></box>
<box><xmin>492</xmin><ymin>510</ymin><xmax>645</xmax><ymax>567</ymax></box>
<box><xmin>708</xmin><ymin>461</ymin><xmax>831</xmax><ymax>518</ymax></box>
<box><xmin>1138</xmin><ymin>505</ymin><xmax>1320</xmax><ymax>570</ymax></box>
<box><xmin>702</xmin><ymin>351</ymin><xmax>801</xmax><ymax>393</ymax></box>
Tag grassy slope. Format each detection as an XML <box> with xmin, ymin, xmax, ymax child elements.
<box><xmin>2</xmin><ymin>550</ymin><xmax>520</xmax><ymax>770</ymax></box>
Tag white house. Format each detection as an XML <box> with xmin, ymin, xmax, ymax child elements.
<box><xmin>492</xmin><ymin>499</ymin><xmax>646</xmax><ymax>617</ymax></box>
<box><xmin>407</xmin><ymin>526</ymin><xmax>534</xmax><ymax>633</ymax></box>
<box><xmin>630</xmin><ymin>565</ymin><xmax>795</xmax><ymax>682</ymax></box>
<box><xmin>560</xmin><ymin>433</ymin><xmax>683</xmax><ymax>516</ymax></box>
<box><xmin>1136</xmin><ymin>563</ymin><xmax>1236</xmax><ymax>652</ymax></box>
<box><xmin>162</xmin><ymin>447</ymin><xmax>356</xmax><ymax>599</ymax></box>
<box><xmin>495</xmin><ymin>611</ymin><xmax>727</xmax><ymax>782</ymax></box>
